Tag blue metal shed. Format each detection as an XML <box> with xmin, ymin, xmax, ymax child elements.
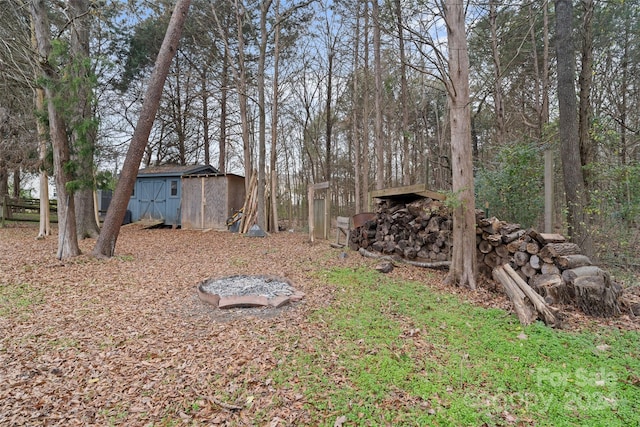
<box><xmin>127</xmin><ymin>164</ymin><xmax>219</xmax><ymax>226</ymax></box>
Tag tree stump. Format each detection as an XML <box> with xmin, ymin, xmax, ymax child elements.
<box><xmin>573</xmin><ymin>276</ymin><xmax>622</xmax><ymax>317</ymax></box>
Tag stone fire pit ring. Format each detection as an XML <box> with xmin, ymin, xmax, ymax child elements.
<box><xmin>196</xmin><ymin>274</ymin><xmax>305</xmax><ymax>309</ymax></box>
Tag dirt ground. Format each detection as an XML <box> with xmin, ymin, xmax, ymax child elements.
<box><xmin>0</xmin><ymin>223</ymin><xmax>637</xmax><ymax>425</ymax></box>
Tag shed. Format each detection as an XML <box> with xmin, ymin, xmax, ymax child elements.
<box><xmin>181</xmin><ymin>173</ymin><xmax>246</xmax><ymax>230</ymax></box>
<box><xmin>127</xmin><ymin>164</ymin><xmax>219</xmax><ymax>226</ymax></box>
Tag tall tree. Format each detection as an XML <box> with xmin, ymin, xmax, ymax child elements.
<box><xmin>395</xmin><ymin>0</ymin><xmax>410</xmax><ymax>185</ymax></box>
<box><xmin>256</xmin><ymin>0</ymin><xmax>273</xmax><ymax>230</ymax></box>
<box><xmin>325</xmin><ymin>39</ymin><xmax>334</xmax><ymax>183</ymax></box>
<box><xmin>219</xmin><ymin>36</ymin><xmax>230</xmax><ymax>173</ymax></box>
<box><xmin>373</xmin><ymin>0</ymin><xmax>384</xmax><ymax>190</ymax></box>
<box><xmin>554</xmin><ymin>0</ymin><xmax>593</xmax><ymax>256</ymax></box>
<box><xmin>269</xmin><ymin>0</ymin><xmax>282</xmax><ymax>233</ymax></box>
<box><xmin>31</xmin><ymin>0</ymin><xmax>81</xmax><ymax>259</ymax></box>
<box><xmin>70</xmin><ymin>0</ymin><xmax>101</xmax><ymax>239</ymax></box>
<box><xmin>0</xmin><ymin>107</ymin><xmax>9</xmax><ymax>202</ymax></box>
<box><xmin>361</xmin><ymin>0</ymin><xmax>370</xmax><ymax>206</ymax></box>
<box><xmin>235</xmin><ymin>0</ymin><xmax>253</xmax><ymax>192</ymax></box>
<box><xmin>94</xmin><ymin>0</ymin><xmax>192</xmax><ymax>257</ymax></box>
<box><xmin>35</xmin><ymin>86</ymin><xmax>51</xmax><ymax>238</ymax></box>
<box><xmin>489</xmin><ymin>0</ymin><xmax>505</xmax><ymax>144</ymax></box>
<box><xmin>211</xmin><ymin>0</ymin><xmax>252</xmax><ymax>188</ymax></box>
<box><xmin>530</xmin><ymin>1</ymin><xmax>550</xmax><ymax>135</ymax></box>
<box><xmin>443</xmin><ymin>0</ymin><xmax>476</xmax><ymax>289</ymax></box>
<box><xmin>352</xmin><ymin>0</ymin><xmax>363</xmax><ymax>213</ymax></box>
<box><xmin>578</xmin><ymin>0</ymin><xmax>595</xmax><ymax>189</ymax></box>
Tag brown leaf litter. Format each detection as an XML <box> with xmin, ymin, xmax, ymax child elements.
<box><xmin>0</xmin><ymin>223</ymin><xmax>637</xmax><ymax>426</ymax></box>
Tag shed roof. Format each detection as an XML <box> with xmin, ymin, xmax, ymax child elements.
<box><xmin>182</xmin><ymin>172</ymin><xmax>245</xmax><ymax>179</ymax></box>
<box><xmin>137</xmin><ymin>164</ymin><xmax>219</xmax><ymax>178</ymax></box>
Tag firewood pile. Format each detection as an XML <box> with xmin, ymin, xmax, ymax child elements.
<box><xmin>349</xmin><ymin>197</ymin><xmax>453</xmax><ymax>264</ymax></box>
<box><xmin>350</xmin><ymin>196</ymin><xmax>624</xmax><ymax>321</ymax></box>
<box><xmin>478</xmin><ymin>217</ymin><xmax>622</xmax><ymax>318</ymax></box>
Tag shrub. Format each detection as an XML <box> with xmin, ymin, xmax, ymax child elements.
<box><xmin>475</xmin><ymin>141</ymin><xmax>544</xmax><ymax>227</ymax></box>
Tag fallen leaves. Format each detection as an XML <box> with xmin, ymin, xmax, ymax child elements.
<box><xmin>0</xmin><ymin>228</ymin><xmax>327</xmax><ymax>426</ymax></box>
<box><xmin>0</xmin><ymin>225</ymin><xmax>375</xmax><ymax>425</ymax></box>
<box><xmin>1</xmin><ymin>223</ymin><xmax>637</xmax><ymax>425</ymax></box>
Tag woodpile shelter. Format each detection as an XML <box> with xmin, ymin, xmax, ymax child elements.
<box><xmin>127</xmin><ymin>164</ymin><xmax>245</xmax><ymax>230</ymax></box>
<box><xmin>181</xmin><ymin>173</ymin><xmax>245</xmax><ymax>230</ymax></box>
<box><xmin>350</xmin><ymin>186</ymin><xmax>625</xmax><ymax>323</ymax></box>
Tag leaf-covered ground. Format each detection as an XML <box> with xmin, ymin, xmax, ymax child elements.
<box><xmin>0</xmin><ymin>223</ymin><xmax>637</xmax><ymax>426</ymax></box>
<box><xmin>0</xmin><ymin>224</ymin><xmax>379</xmax><ymax>426</ymax></box>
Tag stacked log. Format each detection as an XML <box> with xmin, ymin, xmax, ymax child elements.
<box><xmin>493</xmin><ymin>264</ymin><xmax>561</xmax><ymax>327</ymax></box>
<box><xmin>349</xmin><ymin>197</ymin><xmax>453</xmax><ymax>264</ymax></box>
<box><xmin>476</xmin><ymin>218</ymin><xmax>571</xmax><ymax>280</ymax></box>
<box><xmin>350</xmin><ymin>196</ymin><xmax>623</xmax><ymax>319</ymax></box>
<box><xmin>478</xmin><ymin>221</ymin><xmax>622</xmax><ymax>317</ymax></box>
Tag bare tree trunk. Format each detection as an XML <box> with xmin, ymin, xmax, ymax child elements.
<box><xmin>93</xmin><ymin>0</ymin><xmax>191</xmax><ymax>257</ymax></box>
<box><xmin>256</xmin><ymin>0</ymin><xmax>273</xmax><ymax>230</ymax></box>
<box><xmin>325</xmin><ymin>47</ymin><xmax>334</xmax><ymax>183</ymax></box>
<box><xmin>395</xmin><ymin>0</ymin><xmax>410</xmax><ymax>185</ymax></box>
<box><xmin>36</xmin><ymin>88</ymin><xmax>50</xmax><ymax>237</ymax></box>
<box><xmin>578</xmin><ymin>0</ymin><xmax>594</xmax><ymax>189</ymax></box>
<box><xmin>12</xmin><ymin>169</ymin><xmax>20</xmax><ymax>198</ymax></box>
<box><xmin>172</xmin><ymin>58</ymin><xmax>187</xmax><ymax>165</ymax></box>
<box><xmin>443</xmin><ymin>0</ymin><xmax>476</xmax><ymax>289</ymax></box>
<box><xmin>528</xmin><ymin>2</ymin><xmax>550</xmax><ymax>137</ymax></box>
<box><xmin>619</xmin><ymin>17</ymin><xmax>628</xmax><ymax>166</ymax></box>
<box><xmin>373</xmin><ymin>0</ymin><xmax>384</xmax><ymax>190</ymax></box>
<box><xmin>211</xmin><ymin>4</ymin><xmax>247</xmax><ymax>177</ymax></box>
<box><xmin>353</xmin><ymin>0</ymin><xmax>362</xmax><ymax>213</ymax></box>
<box><xmin>362</xmin><ymin>0</ymin><xmax>370</xmax><ymax>207</ymax></box>
<box><xmin>236</xmin><ymin>0</ymin><xmax>252</xmax><ymax>193</ymax></box>
<box><xmin>30</xmin><ymin>0</ymin><xmax>80</xmax><ymax>259</ymax></box>
<box><xmin>202</xmin><ymin>70</ymin><xmax>210</xmax><ymax>166</ymax></box>
<box><xmin>554</xmin><ymin>0</ymin><xmax>593</xmax><ymax>257</ymax></box>
<box><xmin>219</xmin><ymin>42</ymin><xmax>229</xmax><ymax>173</ymax></box>
<box><xmin>489</xmin><ymin>0</ymin><xmax>505</xmax><ymax>144</ymax></box>
<box><xmin>0</xmin><ymin>167</ymin><xmax>7</xmax><ymax>198</ymax></box>
<box><xmin>542</xmin><ymin>1</ymin><xmax>550</xmax><ymax>126</ymax></box>
<box><xmin>270</xmin><ymin>1</ymin><xmax>281</xmax><ymax>232</ymax></box>
<box><xmin>74</xmin><ymin>189</ymin><xmax>98</xmax><ymax>239</ymax></box>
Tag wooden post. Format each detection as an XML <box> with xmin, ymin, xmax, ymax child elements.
<box><xmin>544</xmin><ymin>150</ymin><xmax>553</xmax><ymax>233</ymax></box>
<box><xmin>201</xmin><ymin>176</ymin><xmax>205</xmax><ymax>230</ymax></box>
<box><xmin>324</xmin><ymin>186</ymin><xmax>330</xmax><ymax>240</ymax></box>
<box><xmin>308</xmin><ymin>185</ymin><xmax>314</xmax><ymax>244</ymax></box>
<box><xmin>308</xmin><ymin>181</ymin><xmax>330</xmax><ymax>244</ymax></box>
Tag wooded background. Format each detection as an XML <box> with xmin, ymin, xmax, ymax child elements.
<box><xmin>1</xmin><ymin>0</ymin><xmax>639</xmax><ymax>268</ymax></box>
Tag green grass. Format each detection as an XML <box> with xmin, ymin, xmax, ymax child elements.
<box><xmin>271</xmin><ymin>267</ymin><xmax>640</xmax><ymax>426</ymax></box>
<box><xmin>0</xmin><ymin>283</ymin><xmax>45</xmax><ymax>317</ymax></box>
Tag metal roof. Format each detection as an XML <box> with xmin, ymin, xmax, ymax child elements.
<box><xmin>136</xmin><ymin>164</ymin><xmax>219</xmax><ymax>177</ymax></box>
<box><xmin>182</xmin><ymin>172</ymin><xmax>245</xmax><ymax>179</ymax></box>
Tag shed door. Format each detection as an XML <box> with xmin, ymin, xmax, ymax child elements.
<box><xmin>139</xmin><ymin>180</ymin><xmax>166</xmax><ymax>221</ymax></box>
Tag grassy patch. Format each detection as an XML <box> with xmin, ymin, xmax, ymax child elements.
<box><xmin>0</xmin><ymin>283</ymin><xmax>45</xmax><ymax>317</ymax></box>
<box><xmin>47</xmin><ymin>337</ymin><xmax>80</xmax><ymax>350</ymax></box>
<box><xmin>272</xmin><ymin>267</ymin><xmax>640</xmax><ymax>426</ymax></box>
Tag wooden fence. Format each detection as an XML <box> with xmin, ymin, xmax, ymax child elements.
<box><xmin>0</xmin><ymin>196</ymin><xmax>58</xmax><ymax>222</ymax></box>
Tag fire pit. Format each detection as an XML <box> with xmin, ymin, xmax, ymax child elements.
<box><xmin>196</xmin><ymin>275</ymin><xmax>305</xmax><ymax>309</ymax></box>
